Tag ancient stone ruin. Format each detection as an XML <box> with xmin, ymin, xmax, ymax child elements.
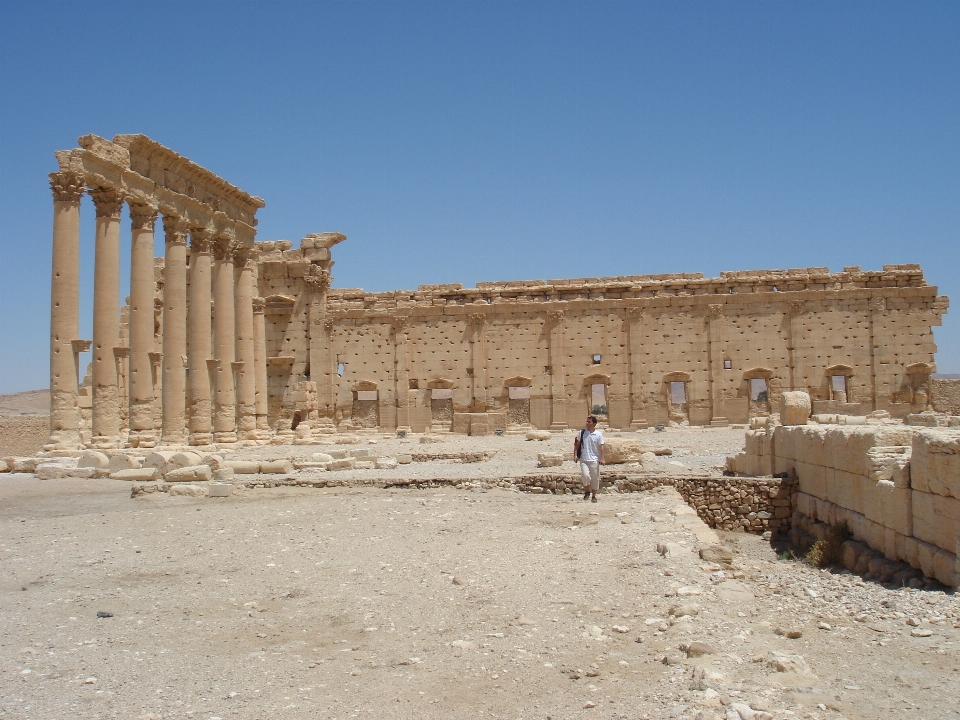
<box><xmin>43</xmin><ymin>134</ymin><xmax>951</xmax><ymax>449</ymax></box>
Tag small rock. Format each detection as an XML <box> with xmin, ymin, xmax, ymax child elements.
<box><xmin>611</xmin><ymin>625</ymin><xmax>630</xmax><ymax>633</ymax></box>
<box><xmin>910</xmin><ymin>628</ymin><xmax>933</xmax><ymax>637</ymax></box>
<box><xmin>84</xmin><ymin>677</ymin><xmax>97</xmax><ymax>684</ymax></box>
<box><xmin>699</xmin><ymin>545</ymin><xmax>734</xmax><ymax>564</ymax></box>
<box><xmin>452</xmin><ymin>576</ymin><xmax>466</xmax><ymax>585</ymax></box>
<box><xmin>684</xmin><ymin>641</ymin><xmax>719</xmax><ymax>657</ymax></box>
<box><xmin>817</xmin><ymin>622</ymin><xmax>832</xmax><ymax>630</ymax></box>
<box><xmin>583</xmin><ymin>701</ymin><xmax>596</xmax><ymax>708</ymax></box>
<box><xmin>96</xmin><ymin>610</ymin><xmax>113</xmax><ymax>618</ymax></box>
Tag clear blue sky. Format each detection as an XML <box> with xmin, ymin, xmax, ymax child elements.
<box><xmin>1</xmin><ymin>1</ymin><xmax>958</xmax><ymax>394</ymax></box>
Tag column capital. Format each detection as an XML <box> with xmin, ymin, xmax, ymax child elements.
<box><xmin>467</xmin><ymin>312</ymin><xmax>485</xmax><ymax>328</ymax></box>
<box><xmin>392</xmin><ymin>314</ymin><xmax>410</xmax><ymax>331</ymax></box>
<box><xmin>788</xmin><ymin>299</ymin><xmax>806</xmax><ymax>314</ymax></box>
<box><xmin>189</xmin><ymin>226</ymin><xmax>214</xmax><ymax>253</ymax></box>
<box><xmin>234</xmin><ymin>246</ymin><xmax>260</xmax><ymax>269</ymax></box>
<box><xmin>252</xmin><ymin>296</ymin><xmax>266</xmax><ymax>313</ymax></box>
<box><xmin>625</xmin><ymin>306</ymin><xmax>643</xmax><ymax>320</ymax></box>
<box><xmin>49</xmin><ymin>171</ymin><xmax>85</xmax><ymax>203</ymax></box>
<box><xmin>707</xmin><ymin>303</ymin><xmax>724</xmax><ymax>317</ymax></box>
<box><xmin>129</xmin><ymin>202</ymin><xmax>159</xmax><ymax>231</ymax></box>
<box><xmin>162</xmin><ymin>215</ymin><xmax>189</xmax><ymax>246</ymax></box>
<box><xmin>547</xmin><ymin>309</ymin><xmax>565</xmax><ymax>323</ymax></box>
<box><xmin>304</xmin><ymin>267</ymin><xmax>332</xmax><ymax>291</ymax></box>
<box><xmin>212</xmin><ymin>235</ymin><xmax>237</xmax><ymax>261</ymax></box>
<box><xmin>90</xmin><ymin>186</ymin><xmax>125</xmax><ymax>219</ymax></box>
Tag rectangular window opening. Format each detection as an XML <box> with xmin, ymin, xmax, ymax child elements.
<box><xmin>670</xmin><ymin>381</ymin><xmax>687</xmax><ymax>404</ymax></box>
<box><xmin>591</xmin><ymin>383</ymin><xmax>607</xmax><ymax>415</ymax></box>
<box><xmin>750</xmin><ymin>378</ymin><xmax>768</xmax><ymax>402</ymax></box>
<box><xmin>592</xmin><ymin>354</ymin><xmax>602</xmax><ymax>364</ymax></box>
<box><xmin>723</xmin><ymin>359</ymin><xmax>732</xmax><ymax>370</ymax></box>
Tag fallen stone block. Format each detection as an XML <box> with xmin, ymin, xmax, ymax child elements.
<box><xmin>213</xmin><ymin>467</ymin><xmax>235</xmax><ymax>481</ymax></box>
<box><xmin>376</xmin><ymin>457</ymin><xmax>398</xmax><ymax>469</ymax></box>
<box><xmin>169</xmin><ymin>484</ymin><xmax>207</xmax><ymax>497</ymax></box>
<box><xmin>699</xmin><ymin>545</ymin><xmax>734</xmax><ymax>564</ymax></box>
<box><xmin>108</xmin><ymin>454</ymin><xmax>141</xmax><ymax>473</ymax></box>
<box><xmin>143</xmin><ymin>451</ymin><xmax>178</xmax><ymax>474</ymax></box>
<box><xmin>420</xmin><ymin>435</ymin><xmax>444</xmax><ymax>443</ymax></box>
<box><xmin>526</xmin><ymin>430</ymin><xmax>551</xmax><ymax>441</ymax></box>
<box><xmin>165</xmin><ymin>464</ymin><xmax>213</xmax><ymax>483</ymax></box>
<box><xmin>537</xmin><ymin>452</ymin><xmax>565</xmax><ymax>468</ymax></box>
<box><xmin>35</xmin><ymin>463</ymin><xmax>69</xmax><ymax>480</ymax></box>
<box><xmin>780</xmin><ymin>391</ymin><xmax>811</xmax><ymax>426</ymax></box>
<box><xmin>259</xmin><ymin>459</ymin><xmax>293</xmax><ymax>474</ymax></box>
<box><xmin>349</xmin><ymin>448</ymin><xmax>375</xmax><ymax>459</ymax></box>
<box><xmin>78</xmin><ymin>451</ymin><xmax>110</xmax><ymax>469</ymax></box>
<box><xmin>0</xmin><ymin>460</ymin><xmax>8</xmax><ymax>473</ymax></box>
<box><xmin>207</xmin><ymin>483</ymin><xmax>233</xmax><ymax>497</ymax></box>
<box><xmin>111</xmin><ymin>467</ymin><xmax>159</xmax><ymax>481</ymax></box>
<box><xmin>201</xmin><ymin>454</ymin><xmax>226</xmax><ymax>471</ymax></box>
<box><xmin>223</xmin><ymin>460</ymin><xmax>260</xmax><ymax>474</ymax></box>
<box><xmin>168</xmin><ymin>451</ymin><xmax>202</xmax><ymax>471</ymax></box>
<box><xmin>353</xmin><ymin>460</ymin><xmax>376</xmax><ymax>469</ymax></box>
<box><xmin>396</xmin><ymin>454</ymin><xmax>413</xmax><ymax>464</ymax></box>
<box><xmin>311</xmin><ymin>452</ymin><xmax>334</xmax><ymax>463</ymax></box>
<box><xmin>604</xmin><ymin>438</ymin><xmax>644</xmax><ymax>464</ymax></box>
<box><xmin>328</xmin><ymin>458</ymin><xmax>355</xmax><ymax>470</ymax></box>
<box><xmin>326</xmin><ymin>449</ymin><xmax>349</xmax><ymax>459</ymax></box>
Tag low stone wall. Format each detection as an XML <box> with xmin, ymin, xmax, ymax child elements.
<box><xmin>931</xmin><ymin>378</ymin><xmax>960</xmax><ymax>415</ymax></box>
<box><xmin>0</xmin><ymin>416</ymin><xmax>49</xmax><ymax>457</ymax></box>
<box><xmin>729</xmin><ymin>419</ymin><xmax>960</xmax><ymax>587</ymax></box>
<box><xmin>513</xmin><ymin>472</ymin><xmax>796</xmax><ymax>534</ymax></box>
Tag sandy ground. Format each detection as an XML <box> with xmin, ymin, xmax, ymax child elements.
<box><xmin>2</xmin><ymin>429</ymin><xmax>959</xmax><ymax>720</ymax></box>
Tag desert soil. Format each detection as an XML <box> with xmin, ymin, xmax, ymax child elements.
<box><xmin>1</xmin><ymin>428</ymin><xmax>958</xmax><ymax>720</ymax></box>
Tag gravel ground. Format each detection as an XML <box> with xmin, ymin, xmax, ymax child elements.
<box><xmin>2</xmin><ymin>428</ymin><xmax>958</xmax><ymax>720</ymax></box>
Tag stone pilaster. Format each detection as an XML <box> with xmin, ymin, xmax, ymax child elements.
<box><xmin>787</xmin><ymin>300</ymin><xmax>805</xmax><ymax>391</ymax></box>
<box><xmin>127</xmin><ymin>202</ymin><xmax>159</xmax><ymax>447</ymax></box>
<box><xmin>306</xmin><ymin>267</ymin><xmax>334</xmax><ymax>430</ymax></box>
<box><xmin>393</xmin><ymin>315</ymin><xmax>411</xmax><ymax>433</ymax></box>
<box><xmin>187</xmin><ymin>227</ymin><xmax>214</xmax><ymax>445</ymax></box>
<box><xmin>868</xmin><ymin>296</ymin><xmax>885</xmax><ymax>413</ymax></box>
<box><xmin>707</xmin><ymin>304</ymin><xmax>728</xmax><ymax>426</ymax></box>
<box><xmin>468</xmin><ymin>313</ymin><xmax>487</xmax><ymax>412</ymax></box>
<box><xmin>212</xmin><ymin>235</ymin><xmax>237</xmax><ymax>443</ymax></box>
<box><xmin>89</xmin><ymin>187</ymin><xmax>125</xmax><ymax>447</ymax></box>
<box><xmin>161</xmin><ymin>215</ymin><xmax>188</xmax><ymax>445</ymax></box>
<box><xmin>45</xmin><ymin>171</ymin><xmax>85</xmax><ymax>451</ymax></box>
<box><xmin>252</xmin><ymin>297</ymin><xmax>269</xmax><ymax>435</ymax></box>
<box><xmin>234</xmin><ymin>247</ymin><xmax>258</xmax><ymax>440</ymax></box>
<box><xmin>548</xmin><ymin>309</ymin><xmax>568</xmax><ymax>429</ymax></box>
<box><xmin>626</xmin><ymin>307</ymin><xmax>647</xmax><ymax>429</ymax></box>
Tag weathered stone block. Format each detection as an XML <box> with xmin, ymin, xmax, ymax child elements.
<box><xmin>168</xmin><ymin>451</ymin><xmax>202</xmax><ymax>471</ymax></box>
<box><xmin>912</xmin><ymin>490</ymin><xmax>960</xmax><ymax>553</ymax></box>
<box><xmin>910</xmin><ymin>428</ymin><xmax>960</xmax><ymax>498</ymax></box>
<box><xmin>224</xmin><ymin>460</ymin><xmax>260</xmax><ymax>474</ymax></box>
<box><xmin>201</xmin><ymin>454</ymin><xmax>225</xmax><ymax>470</ymax></box>
<box><xmin>311</xmin><ymin>452</ymin><xmax>334</xmax><ymax>463</ymax></box>
<box><xmin>166</xmin><ymin>464</ymin><xmax>213</xmax><ymax>483</ymax></box>
<box><xmin>111</xmin><ymin>467</ymin><xmax>159</xmax><ymax>481</ymax></box>
<box><xmin>538</xmin><ymin>452</ymin><xmax>565</xmax><ymax>467</ymax></box>
<box><xmin>169</xmin><ymin>484</ymin><xmax>207</xmax><ymax>497</ymax></box>
<box><xmin>780</xmin><ymin>391</ymin><xmax>811</xmax><ymax>426</ymax></box>
<box><xmin>78</xmin><ymin>451</ymin><xmax>110</xmax><ymax>469</ymax></box>
<box><xmin>526</xmin><ymin>430</ymin><xmax>551</xmax><ymax>441</ymax></box>
<box><xmin>207</xmin><ymin>483</ymin><xmax>233</xmax><ymax>497</ymax></box>
<box><xmin>603</xmin><ymin>438</ymin><xmax>644</xmax><ymax>464</ymax></box>
<box><xmin>260</xmin><ymin>459</ymin><xmax>293</xmax><ymax>474</ymax></box>
<box><xmin>376</xmin><ymin>457</ymin><xmax>398</xmax><ymax>469</ymax></box>
<box><xmin>328</xmin><ymin>458</ymin><xmax>354</xmax><ymax>470</ymax></box>
<box><xmin>396</xmin><ymin>454</ymin><xmax>413</xmax><ymax>464</ymax></box>
<box><xmin>144</xmin><ymin>451</ymin><xmax>178</xmax><ymax>474</ymax></box>
<box><xmin>108</xmin><ymin>454</ymin><xmax>141</xmax><ymax>473</ymax></box>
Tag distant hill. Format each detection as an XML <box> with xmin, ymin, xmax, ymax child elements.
<box><xmin>933</xmin><ymin>374</ymin><xmax>960</xmax><ymax>380</ymax></box>
<box><xmin>0</xmin><ymin>389</ymin><xmax>49</xmax><ymax>417</ymax></box>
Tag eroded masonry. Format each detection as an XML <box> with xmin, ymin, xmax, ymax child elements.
<box><xmin>45</xmin><ymin>135</ymin><xmax>949</xmax><ymax>448</ymax></box>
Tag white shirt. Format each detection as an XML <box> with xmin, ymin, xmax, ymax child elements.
<box><xmin>578</xmin><ymin>429</ymin><xmax>605</xmax><ymax>462</ymax></box>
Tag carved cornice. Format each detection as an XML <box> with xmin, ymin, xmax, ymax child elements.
<box><xmin>162</xmin><ymin>215</ymin><xmax>189</xmax><ymax>246</ymax></box>
<box><xmin>49</xmin><ymin>171</ymin><xmax>85</xmax><ymax>203</ymax></box>
<box><xmin>303</xmin><ymin>267</ymin><xmax>332</xmax><ymax>291</ymax></box>
<box><xmin>129</xmin><ymin>202</ymin><xmax>159</xmax><ymax>231</ymax></box>
<box><xmin>89</xmin><ymin>186</ymin><xmax>124</xmax><ymax>219</ymax></box>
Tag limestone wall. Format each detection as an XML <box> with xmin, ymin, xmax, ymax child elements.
<box><xmin>732</xmin><ymin>421</ymin><xmax>960</xmax><ymax>587</ymax></box>
<box><xmin>0</xmin><ymin>416</ymin><xmax>50</xmax><ymax>457</ymax></box>
<box><xmin>255</xmin><ymin>242</ymin><xmax>949</xmax><ymax>436</ymax></box>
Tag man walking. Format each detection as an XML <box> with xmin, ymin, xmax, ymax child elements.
<box><xmin>574</xmin><ymin>415</ymin><xmax>605</xmax><ymax>502</ymax></box>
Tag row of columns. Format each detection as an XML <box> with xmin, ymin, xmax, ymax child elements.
<box><xmin>46</xmin><ymin>171</ymin><xmax>267</xmax><ymax>452</ymax></box>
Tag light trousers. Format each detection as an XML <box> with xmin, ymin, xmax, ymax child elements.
<box><xmin>580</xmin><ymin>460</ymin><xmax>600</xmax><ymax>493</ymax></box>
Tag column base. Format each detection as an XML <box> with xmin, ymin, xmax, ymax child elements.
<box><xmin>189</xmin><ymin>433</ymin><xmax>213</xmax><ymax>446</ymax></box>
<box><xmin>214</xmin><ymin>431</ymin><xmax>238</xmax><ymax>444</ymax></box>
<box><xmin>126</xmin><ymin>431</ymin><xmax>157</xmax><ymax>448</ymax></box>
<box><xmin>43</xmin><ymin>431</ymin><xmax>84</xmax><ymax>453</ymax></box>
<box><xmin>549</xmin><ymin>423</ymin><xmax>569</xmax><ymax>430</ymax></box>
<box><xmin>710</xmin><ymin>417</ymin><xmax>729</xmax><ymax>427</ymax></box>
<box><xmin>89</xmin><ymin>435</ymin><xmax>120</xmax><ymax>449</ymax></box>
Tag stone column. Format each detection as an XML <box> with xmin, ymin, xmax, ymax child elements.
<box><xmin>187</xmin><ymin>227</ymin><xmax>213</xmax><ymax>445</ymax></box>
<box><xmin>393</xmin><ymin>316</ymin><xmax>411</xmax><ymax>432</ymax></box>
<box><xmin>548</xmin><ymin>309</ymin><xmax>568</xmax><ymax>429</ymax></box>
<box><xmin>306</xmin><ymin>268</ymin><xmax>334</xmax><ymax>429</ymax></box>
<box><xmin>127</xmin><ymin>202</ymin><xmax>159</xmax><ymax>447</ymax></box>
<box><xmin>252</xmin><ymin>297</ymin><xmax>269</xmax><ymax>436</ymax></box>
<box><xmin>161</xmin><ymin>215</ymin><xmax>188</xmax><ymax>445</ymax></box>
<box><xmin>45</xmin><ymin>171</ymin><xmax>85</xmax><ymax>451</ymax></box>
<box><xmin>868</xmin><ymin>296</ymin><xmax>885</xmax><ymax>412</ymax></box>
<box><xmin>626</xmin><ymin>307</ymin><xmax>647</xmax><ymax>429</ymax></box>
<box><xmin>234</xmin><ymin>247</ymin><xmax>258</xmax><ymax>440</ymax></box>
<box><xmin>707</xmin><ymin>304</ymin><xmax>728</xmax><ymax>426</ymax></box>
<box><xmin>89</xmin><ymin>187</ymin><xmax>125</xmax><ymax>447</ymax></box>
<box><xmin>212</xmin><ymin>235</ymin><xmax>238</xmax><ymax>443</ymax></box>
